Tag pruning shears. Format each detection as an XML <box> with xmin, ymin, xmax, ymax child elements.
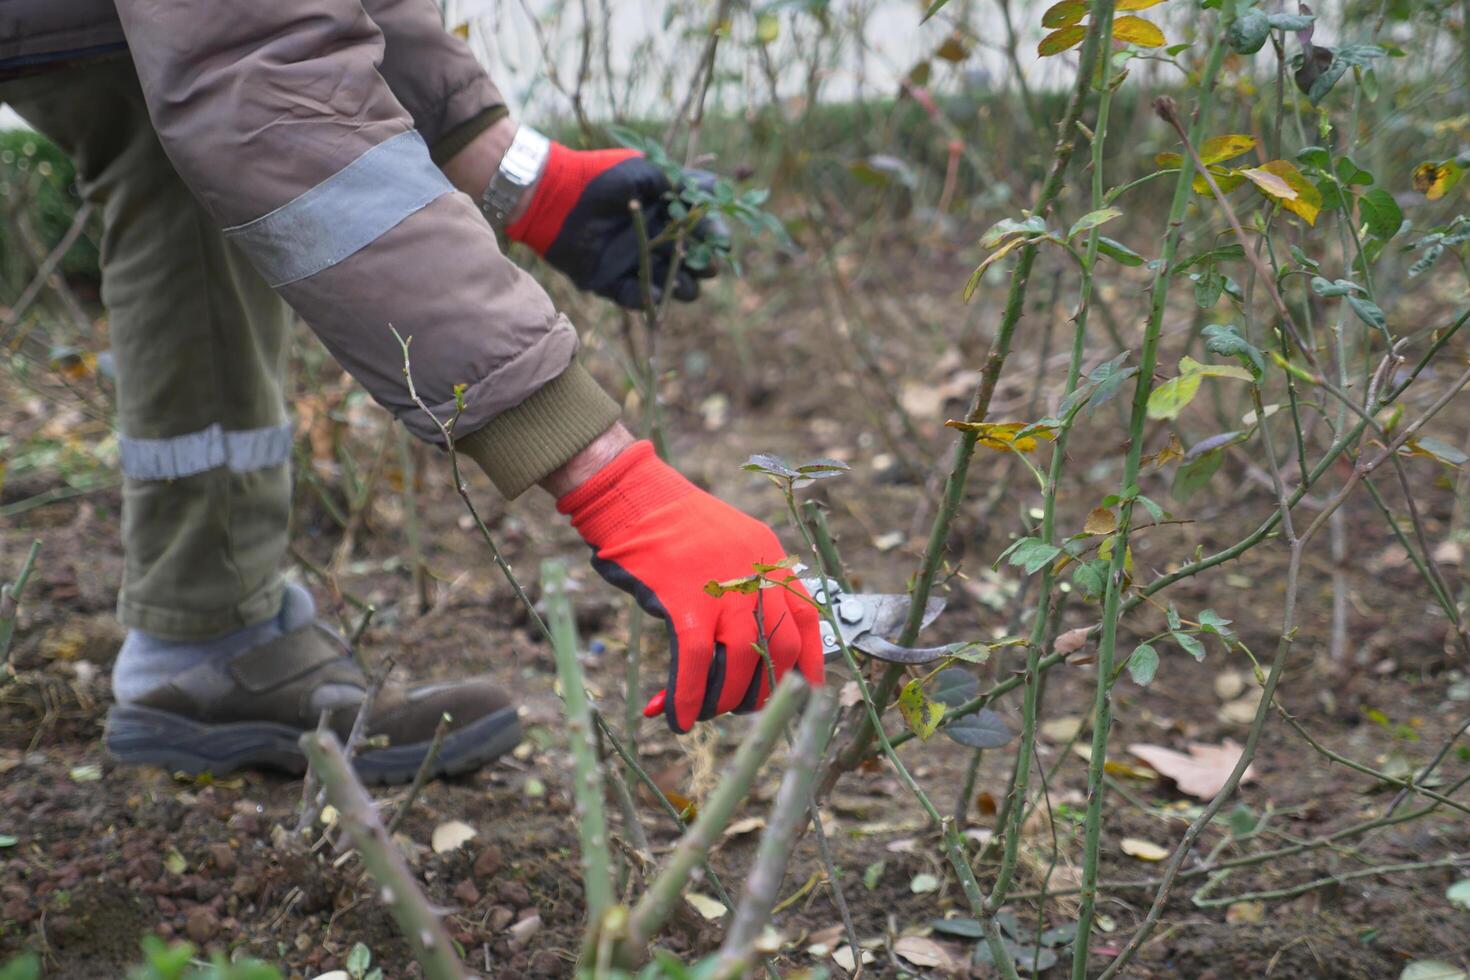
<box><xmin>801</xmin><ymin>576</ymin><xmax>951</xmax><ymax>665</ymax></box>
<box><xmin>640</xmin><ymin>576</ymin><xmax>951</xmax><ymax>719</ymax></box>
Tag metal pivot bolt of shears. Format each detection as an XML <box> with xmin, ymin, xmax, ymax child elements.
<box><xmin>802</xmin><ymin>576</ymin><xmax>952</xmax><ymax>665</ymax></box>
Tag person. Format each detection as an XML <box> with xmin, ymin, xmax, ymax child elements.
<box><xmin>0</xmin><ymin>0</ymin><xmax>824</xmax><ymax>784</ymax></box>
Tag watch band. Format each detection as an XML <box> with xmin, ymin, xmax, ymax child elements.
<box><xmin>481</xmin><ymin>126</ymin><xmax>551</xmax><ymax>230</ymax></box>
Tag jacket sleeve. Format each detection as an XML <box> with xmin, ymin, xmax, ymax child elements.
<box><xmin>365</xmin><ymin>0</ymin><xmax>509</xmax><ymax>164</ymax></box>
<box><xmin>110</xmin><ymin>0</ymin><xmax>620</xmax><ymax>498</ymax></box>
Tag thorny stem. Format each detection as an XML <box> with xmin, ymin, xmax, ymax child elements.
<box><xmin>623</xmin><ymin>676</ymin><xmax>808</xmax><ymax>954</ymax></box>
<box><xmin>1191</xmin><ymin>855</ymin><xmax>1466</xmax><ymax>908</ymax></box>
<box><xmin>543</xmin><ymin>557</ymin><xmax>615</xmax><ymax>945</ymax></box>
<box><xmin>993</xmin><ymin>0</ymin><xmax>1117</xmax><ymax>920</ymax></box>
<box><xmin>825</xmin><ymin>0</ymin><xmax>1114</xmax><ymax>797</ymax></box>
<box><xmin>0</xmin><ymin>539</ymin><xmax>42</xmax><ymax>671</ymax></box>
<box><xmin>1072</xmin><ymin>32</ymin><xmax>1233</xmax><ymax>979</ymax></box>
<box><xmin>714</xmin><ymin>688</ymin><xmax>841</xmax><ymax>978</ymax></box>
<box><xmin>593</xmin><ymin>712</ymin><xmax>737</xmax><ymax>911</ymax></box>
<box><xmin>299</xmin><ymin>729</ymin><xmax>466</xmax><ymax>980</ymax></box>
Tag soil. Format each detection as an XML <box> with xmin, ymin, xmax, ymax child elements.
<box><xmin>4</xmin><ymin>248</ymin><xmax>1470</xmax><ymax>979</ymax></box>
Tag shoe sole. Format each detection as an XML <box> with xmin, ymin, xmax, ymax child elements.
<box><xmin>103</xmin><ymin>703</ymin><xmax>522</xmax><ymax>785</ymax></box>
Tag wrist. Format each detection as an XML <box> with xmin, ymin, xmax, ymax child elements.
<box><xmin>441</xmin><ymin>118</ymin><xmax>546</xmax><ymax>227</ymax></box>
<box><xmin>541</xmin><ymin>423</ymin><xmax>636</xmax><ymax>499</ymax></box>
<box><xmin>555</xmin><ymin>439</ymin><xmax>698</xmax><ymax>544</ymax></box>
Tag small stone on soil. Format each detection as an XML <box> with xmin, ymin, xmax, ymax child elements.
<box><xmin>185</xmin><ymin>905</ymin><xmax>218</xmax><ymax>944</ymax></box>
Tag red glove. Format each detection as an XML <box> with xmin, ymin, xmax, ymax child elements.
<box><xmin>557</xmin><ymin>441</ymin><xmax>824</xmax><ymax>732</ymax></box>
<box><xmin>506</xmin><ymin>142</ymin><xmax>724</xmax><ymax>309</ymax></box>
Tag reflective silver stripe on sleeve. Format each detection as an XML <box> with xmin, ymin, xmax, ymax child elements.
<box><xmin>119</xmin><ymin>423</ymin><xmax>293</xmax><ymax>481</ymax></box>
<box><xmin>223</xmin><ymin>130</ymin><xmax>453</xmax><ymax>287</ymax></box>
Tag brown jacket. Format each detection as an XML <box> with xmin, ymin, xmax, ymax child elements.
<box><xmin>0</xmin><ymin>0</ymin><xmax>620</xmax><ymax>498</ymax></box>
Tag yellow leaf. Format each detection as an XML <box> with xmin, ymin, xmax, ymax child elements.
<box><xmin>755</xmin><ymin>11</ymin><xmax>779</xmax><ymax>43</ymax></box>
<box><xmin>1156</xmin><ymin>151</ymin><xmax>1183</xmax><ymax>168</ymax></box>
<box><xmin>1143</xmin><ymin>432</ymin><xmax>1185</xmax><ymax>470</ymax></box>
<box><xmin>898</xmin><ymin>679</ymin><xmax>946</xmax><ymax>741</ymax></box>
<box><xmin>935</xmin><ymin>33</ymin><xmax>969</xmax><ymax>61</ymax></box>
<box><xmin>1192</xmin><ymin>167</ymin><xmax>1246</xmax><ymax>195</ymax></box>
<box><xmin>1121</xmin><ymin>837</ymin><xmax>1170</xmax><ymax>861</ymax></box>
<box><xmin>1041</xmin><ymin>0</ymin><xmax>1088</xmax><ymax>28</ymax></box>
<box><xmin>451</xmin><ymin>22</ymin><xmax>470</xmax><ymax>39</ymax></box>
<box><xmin>1146</xmin><ymin>373</ymin><xmax>1202</xmax><ymax>421</ymax></box>
<box><xmin>963</xmin><ymin>236</ymin><xmax>1027</xmax><ymax>300</ymax></box>
<box><xmin>1038</xmin><ymin>25</ymin><xmax>1087</xmax><ymax>56</ymax></box>
<box><xmin>1238</xmin><ymin>165</ymin><xmax>1298</xmax><ymax>202</ymax></box>
<box><xmin>1197</xmin><ymin>134</ymin><xmax>1256</xmax><ymax>165</ymax></box>
<box><xmin>1083</xmin><ymin>507</ymin><xmax>1118</xmax><ymax>535</ymax></box>
<box><xmin>943</xmin><ymin>420</ymin><xmax>1056</xmax><ymax>453</ymax></box>
<box><xmin>1413</xmin><ymin>161</ymin><xmax>1464</xmax><ymax>201</ymax></box>
<box><xmin>1117</xmin><ymin>0</ymin><xmax>1167</xmax><ymax>8</ymax></box>
<box><xmin>1113</xmin><ymin>16</ymin><xmax>1166</xmax><ymax>47</ymax></box>
<box><xmin>1259</xmin><ymin>159</ymin><xmax>1321</xmax><ymax>224</ymax></box>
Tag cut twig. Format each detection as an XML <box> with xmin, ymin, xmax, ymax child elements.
<box><xmin>385</xmin><ymin>712</ymin><xmax>452</xmax><ymax>838</ymax></box>
<box><xmin>714</xmin><ymin>688</ymin><xmax>840</xmax><ymax>977</ymax></box>
<box><xmin>543</xmin><ymin>557</ymin><xmax>615</xmax><ymax>947</ymax></box>
<box><xmin>0</xmin><ymin>539</ymin><xmax>42</xmax><ymax>672</ymax></box>
<box><xmin>621</xmin><ymin>675</ymin><xmax>808</xmax><ymax>955</ymax></box>
<box><xmin>299</xmin><ymin>729</ymin><xmax>467</xmax><ymax>980</ymax></box>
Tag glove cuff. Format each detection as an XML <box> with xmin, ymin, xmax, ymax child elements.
<box><xmin>556</xmin><ymin>440</ymin><xmax>696</xmax><ymax>545</ymax></box>
<box><xmin>506</xmin><ymin>142</ymin><xmax>640</xmax><ymax>255</ymax></box>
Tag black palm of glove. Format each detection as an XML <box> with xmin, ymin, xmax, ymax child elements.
<box><xmin>505</xmin><ymin>143</ymin><xmax>727</xmax><ymax>309</ymax></box>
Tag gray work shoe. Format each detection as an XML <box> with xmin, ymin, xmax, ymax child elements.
<box><xmin>104</xmin><ymin>602</ymin><xmax>521</xmax><ymax>784</ymax></box>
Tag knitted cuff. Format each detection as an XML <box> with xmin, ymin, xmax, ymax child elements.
<box><xmin>429</xmin><ymin>105</ymin><xmax>509</xmax><ymax>166</ymax></box>
<box><xmin>555</xmin><ymin>440</ymin><xmax>697</xmax><ymax>545</ymax></box>
<box><xmin>456</xmin><ymin>361</ymin><xmax>622</xmax><ymax>499</ymax></box>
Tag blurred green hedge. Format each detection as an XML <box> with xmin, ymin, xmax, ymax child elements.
<box><xmin>0</xmin><ymin>128</ymin><xmax>100</xmax><ymax>300</ymax></box>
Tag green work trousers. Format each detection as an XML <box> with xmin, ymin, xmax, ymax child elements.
<box><xmin>3</xmin><ymin>60</ymin><xmax>295</xmax><ymax>639</ymax></box>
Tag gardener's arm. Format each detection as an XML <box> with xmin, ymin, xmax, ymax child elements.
<box><xmin>111</xmin><ymin>0</ymin><xmax>819</xmax><ymax>730</ymax></box>
<box><xmin>366</xmin><ymin>0</ymin><xmax>726</xmax><ymax>307</ymax></box>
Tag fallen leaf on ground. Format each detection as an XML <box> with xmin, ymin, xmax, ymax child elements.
<box><xmin>1447</xmin><ymin>878</ymin><xmax>1470</xmax><ymax>910</ymax></box>
<box><xmin>1120</xmin><ymin>838</ymin><xmax>1169</xmax><ymax>861</ymax></box>
<box><xmin>1401</xmin><ymin>961</ymin><xmax>1467</xmax><ymax>980</ymax></box>
<box><xmin>724</xmin><ymin>816</ymin><xmax>766</xmax><ymax>838</ymax></box>
<box><xmin>1128</xmin><ymin>740</ymin><xmax>1256</xmax><ymax>799</ymax></box>
<box><xmin>832</xmin><ymin>944</ymin><xmax>876</xmax><ymax>971</ymax></box>
<box><xmin>431</xmin><ymin>819</ymin><xmax>478</xmax><ymax>854</ymax></box>
<box><xmin>685</xmin><ymin>892</ymin><xmax>727</xmax><ymax>920</ymax></box>
<box><xmin>893</xmin><ymin>935</ymin><xmax>954</xmax><ymax>970</ymax></box>
<box><xmin>911</xmin><ymin>872</ymin><xmax>940</xmax><ymax>893</ymax></box>
<box><xmin>1213</xmin><ymin>670</ymin><xmax>1246</xmax><ymax>701</ymax></box>
<box><xmin>1218</xmin><ymin>695</ymin><xmax>1261</xmax><ymax>725</ymax></box>
<box><xmin>1042</xmin><ymin>715</ymin><xmax>1084</xmax><ymax>743</ymax></box>
<box><xmin>1227</xmin><ymin>901</ymin><xmax>1265</xmax><ymax>924</ymax></box>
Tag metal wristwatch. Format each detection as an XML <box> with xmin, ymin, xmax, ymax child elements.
<box><xmin>481</xmin><ymin>126</ymin><xmax>551</xmax><ymax>230</ymax></box>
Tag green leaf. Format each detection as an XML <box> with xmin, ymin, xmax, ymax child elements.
<box><xmin>1172</xmin><ymin>448</ymin><xmax>1224</xmax><ymax>502</ymax></box>
<box><xmin>999</xmin><ymin>537</ymin><xmax>1063</xmax><ymax>575</ymax></box>
<box><xmin>1166</xmin><ymin>604</ymin><xmax>1183</xmax><ymax>631</ymax></box>
<box><xmin>1448</xmin><ymin>879</ymin><xmax>1470</xmax><ymax>911</ymax></box>
<box><xmin>1336</xmin><ymin>155</ymin><xmax>1375</xmax><ymax>187</ymax></box>
<box><xmin>1360</xmin><ymin>187</ymin><xmax>1403</xmax><ymax>239</ymax></box>
<box><xmin>1038</xmin><ymin>25</ymin><xmax>1087</xmax><ymax>56</ymax></box>
<box><xmin>1175</xmin><ymin>243</ymin><xmax>1245</xmax><ymax>274</ymax></box>
<box><xmin>864</xmin><ymin>861</ymin><xmax>886</xmax><ymax>890</ymax></box>
<box><xmin>1068</xmin><ymin>207</ymin><xmax>1124</xmax><ymax>241</ymax></box>
<box><xmin>1041</xmin><ymin>0</ymin><xmax>1089</xmax><ymax>28</ymax></box>
<box><xmin>1227</xmin><ymin>803</ymin><xmax>1258</xmax><ymax>838</ymax></box>
<box><xmin>1146</xmin><ymin>373</ymin><xmax>1203</xmax><ymax>421</ymax></box>
<box><xmin>1203</xmin><ymin>324</ymin><xmax>1265</xmax><ymax>379</ymax></box>
<box><xmin>1296</xmin><ymin>146</ymin><xmax>1331</xmax><ymax>171</ymax></box>
<box><xmin>1173</xmin><ymin>631</ymin><xmax>1207</xmax><ymax>661</ymax></box>
<box><xmin>932</xmin><ymin>667</ymin><xmax>978</xmax><ymax>707</ymax></box>
<box><xmin>0</xmin><ymin>954</ymin><xmax>40</xmax><ymax>980</ymax></box>
<box><xmin>944</xmin><ymin>707</ymin><xmax>1015</xmax><ymax>749</ymax></box>
<box><xmin>1097</xmin><ymin>236</ymin><xmax>1145</xmax><ymax>266</ymax></box>
<box><xmin>1128</xmin><ymin>644</ymin><xmax>1160</xmax><ymax>685</ymax></box>
<box><xmin>1135</xmin><ymin>494</ymin><xmax>1165</xmax><ymax>524</ymax></box>
<box><xmin>0</xmin><ymin>835</ymin><xmax>16</xmax><ymax>848</ymax></box>
<box><xmin>981</xmin><ymin>215</ymin><xmax>1049</xmax><ymax>249</ymax></box>
<box><xmin>898</xmin><ymin>679</ymin><xmax>945</xmax><ymax>740</ymax></box>
<box><xmin>1347</xmin><ymin>295</ymin><xmax>1388</xmax><ymax>333</ymax></box>
<box><xmin>1073</xmin><ymin>559</ymin><xmax>1110</xmax><ymax>600</ymax></box>
<box><xmin>1198</xmin><ymin>609</ymin><xmax>1237</xmax><ymax>643</ymax></box>
<box><xmin>931</xmin><ymin>917</ymin><xmax>986</xmax><ymax>939</ymax></box>
<box><xmin>346</xmin><ymin>943</ymin><xmax>373</xmax><ymax>978</ymax></box>
<box><xmin>920</xmin><ymin>0</ymin><xmax>951</xmax><ymax>23</ymax></box>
